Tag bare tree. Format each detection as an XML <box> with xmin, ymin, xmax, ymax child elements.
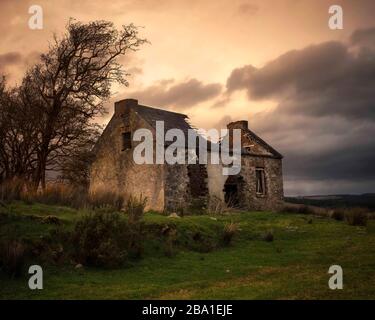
<box><xmin>0</xmin><ymin>76</ymin><xmax>10</xmax><ymax>181</ymax></box>
<box><xmin>24</xmin><ymin>19</ymin><xmax>147</xmax><ymax>189</ymax></box>
<box><xmin>0</xmin><ymin>77</ymin><xmax>40</xmax><ymax>183</ymax></box>
<box><xmin>57</xmin><ymin>124</ymin><xmax>102</xmax><ymax>188</ymax></box>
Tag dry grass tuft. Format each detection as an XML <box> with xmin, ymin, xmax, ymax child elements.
<box><xmin>222</xmin><ymin>222</ymin><xmax>239</xmax><ymax>246</ymax></box>
<box><xmin>207</xmin><ymin>196</ymin><xmax>227</xmax><ymax>215</ymax></box>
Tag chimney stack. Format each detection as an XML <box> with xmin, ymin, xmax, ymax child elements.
<box><xmin>115</xmin><ymin>98</ymin><xmax>138</xmax><ymax>115</ymax></box>
<box><xmin>227</xmin><ymin>120</ymin><xmax>248</xmax><ymax>130</ymax></box>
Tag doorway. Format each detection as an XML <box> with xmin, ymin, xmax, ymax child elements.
<box><xmin>224</xmin><ymin>175</ymin><xmax>244</xmax><ymax>208</ymax></box>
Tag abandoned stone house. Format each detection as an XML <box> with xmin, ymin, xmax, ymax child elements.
<box><xmin>89</xmin><ymin>98</ymin><xmax>284</xmax><ymax>212</ymax></box>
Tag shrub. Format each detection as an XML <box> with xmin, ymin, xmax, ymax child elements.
<box><xmin>72</xmin><ymin>211</ymin><xmax>130</xmax><ymax>267</ymax></box>
<box><xmin>124</xmin><ymin>196</ymin><xmax>147</xmax><ymax>258</ymax></box>
<box><xmin>222</xmin><ymin>222</ymin><xmax>238</xmax><ymax>246</ymax></box>
<box><xmin>0</xmin><ymin>240</ymin><xmax>27</xmax><ymax>277</ymax></box>
<box><xmin>345</xmin><ymin>208</ymin><xmax>368</xmax><ymax>226</ymax></box>
<box><xmin>263</xmin><ymin>231</ymin><xmax>274</xmax><ymax>242</ymax></box>
<box><xmin>331</xmin><ymin>209</ymin><xmax>345</xmax><ymax>221</ymax></box>
<box><xmin>127</xmin><ymin>225</ymin><xmax>145</xmax><ymax>259</ymax></box>
<box><xmin>125</xmin><ymin>195</ymin><xmax>147</xmax><ymax>224</ymax></box>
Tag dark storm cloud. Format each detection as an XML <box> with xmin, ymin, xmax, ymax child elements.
<box><xmin>0</xmin><ymin>52</ymin><xmax>22</xmax><ymax>70</ymax></box>
<box><xmin>128</xmin><ymin>78</ymin><xmax>222</xmax><ymax>109</ymax></box>
<box><xmin>252</xmin><ymin>106</ymin><xmax>375</xmax><ymax>195</ymax></box>
<box><xmin>227</xmin><ymin>42</ymin><xmax>348</xmax><ymax>98</ymax></box>
<box><xmin>350</xmin><ymin>26</ymin><xmax>375</xmax><ymax>48</ymax></box>
<box><xmin>227</xmin><ymin>40</ymin><xmax>375</xmax><ymax>121</ymax></box>
<box><xmin>226</xmin><ymin>27</ymin><xmax>375</xmax><ymax>195</ymax></box>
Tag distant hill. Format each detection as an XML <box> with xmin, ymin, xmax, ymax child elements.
<box><xmin>285</xmin><ymin>193</ymin><xmax>375</xmax><ymax>210</ymax></box>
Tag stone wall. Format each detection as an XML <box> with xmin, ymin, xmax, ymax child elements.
<box><xmin>89</xmin><ymin>105</ymin><xmax>165</xmax><ymax>211</ymax></box>
<box><xmin>206</xmin><ymin>155</ymin><xmax>283</xmax><ymax>211</ymax></box>
<box><xmin>206</xmin><ymin>160</ymin><xmax>227</xmax><ymax>201</ymax></box>
<box><xmin>239</xmin><ymin>156</ymin><xmax>283</xmax><ymax>211</ymax></box>
<box><xmin>90</xmin><ymin>102</ymin><xmax>284</xmax><ymax>213</ymax></box>
<box><xmin>164</xmin><ymin>164</ymin><xmax>189</xmax><ymax>212</ymax></box>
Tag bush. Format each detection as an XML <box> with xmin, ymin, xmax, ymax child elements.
<box><xmin>331</xmin><ymin>209</ymin><xmax>345</xmax><ymax>221</ymax></box>
<box><xmin>0</xmin><ymin>240</ymin><xmax>27</xmax><ymax>277</ymax></box>
<box><xmin>222</xmin><ymin>222</ymin><xmax>238</xmax><ymax>246</ymax></box>
<box><xmin>72</xmin><ymin>211</ymin><xmax>130</xmax><ymax>267</ymax></box>
<box><xmin>123</xmin><ymin>196</ymin><xmax>147</xmax><ymax>258</ymax></box>
<box><xmin>263</xmin><ymin>231</ymin><xmax>274</xmax><ymax>242</ymax></box>
<box><xmin>125</xmin><ymin>195</ymin><xmax>147</xmax><ymax>224</ymax></box>
<box><xmin>345</xmin><ymin>208</ymin><xmax>368</xmax><ymax>226</ymax></box>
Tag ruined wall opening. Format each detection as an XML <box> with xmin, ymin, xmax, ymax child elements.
<box><xmin>187</xmin><ymin>164</ymin><xmax>208</xmax><ymax>209</ymax></box>
<box><xmin>121</xmin><ymin>132</ymin><xmax>132</xmax><ymax>151</ymax></box>
<box><xmin>187</xmin><ymin>164</ymin><xmax>208</xmax><ymax>197</ymax></box>
<box><xmin>224</xmin><ymin>175</ymin><xmax>244</xmax><ymax>208</ymax></box>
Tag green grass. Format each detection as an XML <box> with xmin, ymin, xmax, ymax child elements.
<box><xmin>1</xmin><ymin>201</ymin><xmax>375</xmax><ymax>299</ymax></box>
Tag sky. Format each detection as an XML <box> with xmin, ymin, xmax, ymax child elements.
<box><xmin>1</xmin><ymin>0</ymin><xmax>375</xmax><ymax>195</ymax></box>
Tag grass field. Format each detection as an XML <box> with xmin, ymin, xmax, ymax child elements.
<box><xmin>1</xmin><ymin>201</ymin><xmax>375</xmax><ymax>299</ymax></box>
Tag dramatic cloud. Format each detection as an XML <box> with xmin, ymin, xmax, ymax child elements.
<box><xmin>227</xmin><ymin>41</ymin><xmax>375</xmax><ymax>121</ymax></box>
<box><xmin>226</xmin><ymin>27</ymin><xmax>375</xmax><ymax>195</ymax></box>
<box><xmin>213</xmin><ymin>115</ymin><xmax>234</xmax><ymax>130</ymax></box>
<box><xmin>0</xmin><ymin>51</ymin><xmax>42</xmax><ymax>83</ymax></box>
<box><xmin>0</xmin><ymin>52</ymin><xmax>22</xmax><ymax>70</ymax></box>
<box><xmin>127</xmin><ymin>78</ymin><xmax>222</xmax><ymax>109</ymax></box>
<box><xmin>237</xmin><ymin>3</ymin><xmax>259</xmax><ymax>16</ymax></box>
<box><xmin>1</xmin><ymin>0</ymin><xmax>375</xmax><ymax>195</ymax></box>
<box><xmin>350</xmin><ymin>26</ymin><xmax>375</xmax><ymax>48</ymax></box>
